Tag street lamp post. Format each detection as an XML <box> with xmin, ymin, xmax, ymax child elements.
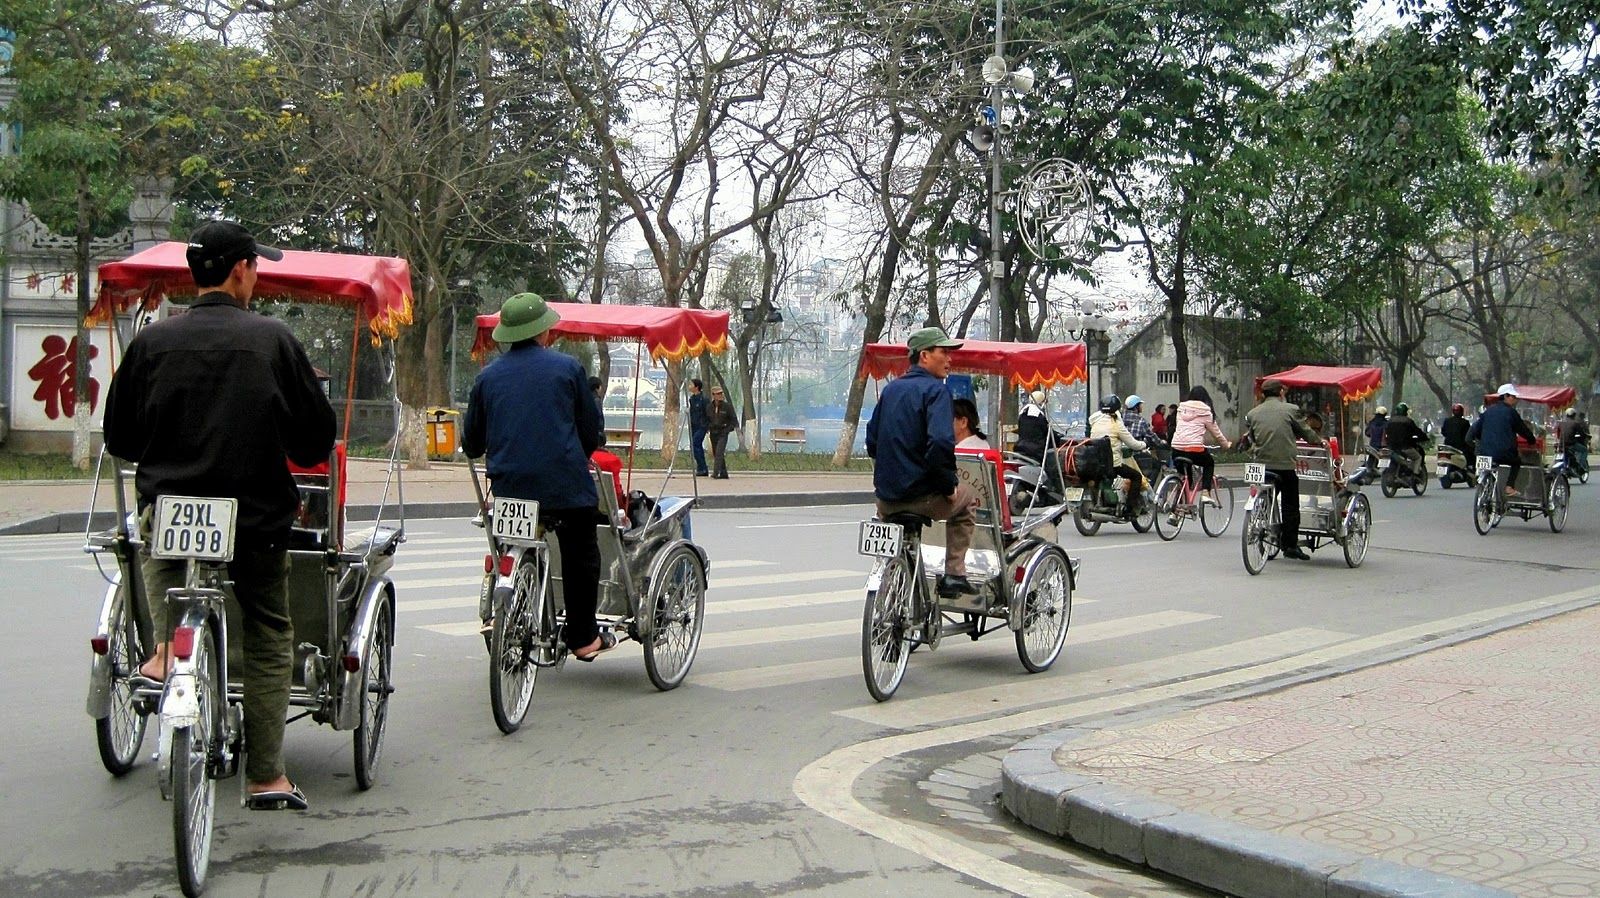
<box><xmin>1064</xmin><ymin>298</ymin><xmax>1114</xmax><ymax>433</ymax></box>
<box><xmin>1434</xmin><ymin>345</ymin><xmax>1462</xmax><ymax>410</ymax></box>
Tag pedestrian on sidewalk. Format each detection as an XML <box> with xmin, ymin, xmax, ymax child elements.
<box><xmin>689</xmin><ymin>378</ymin><xmax>710</xmax><ymax>477</ymax></box>
<box><xmin>101</xmin><ymin>220</ymin><xmax>332</xmax><ymax>811</ymax></box>
<box><xmin>707</xmin><ymin>385</ymin><xmax>739</xmax><ymax>479</ymax></box>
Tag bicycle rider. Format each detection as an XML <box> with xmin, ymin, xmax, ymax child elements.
<box><xmin>1170</xmin><ymin>385</ymin><xmax>1232</xmax><ymax>496</ymax></box>
<box><xmin>102</xmin><ymin>220</ymin><xmax>334</xmax><ymax>810</ymax></box>
<box><xmin>462</xmin><ymin>293</ymin><xmax>614</xmax><ymax>661</ymax></box>
<box><xmin>1469</xmin><ymin>384</ymin><xmax>1537</xmax><ymax>498</ymax></box>
<box><xmin>1243</xmin><ymin>378</ymin><xmax>1323</xmax><ymax>561</ymax></box>
<box><xmin>865</xmin><ymin>327</ymin><xmax>979</xmax><ymax>598</ymax></box>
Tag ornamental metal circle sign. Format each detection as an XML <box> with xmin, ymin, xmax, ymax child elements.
<box><xmin>1017</xmin><ymin>158</ymin><xmax>1093</xmax><ymax>260</ymax></box>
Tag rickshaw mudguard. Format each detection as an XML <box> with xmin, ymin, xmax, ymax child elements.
<box><xmin>1009</xmin><ymin>545</ymin><xmax>1072</xmax><ymax>632</ymax></box>
<box><xmin>332</xmin><ymin>576</ymin><xmax>394</xmax><ymax>731</ymax></box>
<box><xmin>86</xmin><ymin>575</ymin><xmax>124</xmax><ymax>719</ymax></box>
<box><xmin>644</xmin><ymin>538</ymin><xmax>709</xmax><ymax>602</ymax></box>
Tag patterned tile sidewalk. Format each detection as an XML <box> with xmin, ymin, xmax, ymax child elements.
<box><xmin>1035</xmin><ymin>604</ymin><xmax>1600</xmax><ymax>897</ymax></box>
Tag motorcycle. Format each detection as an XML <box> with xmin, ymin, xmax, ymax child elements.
<box><xmin>1376</xmin><ymin>441</ymin><xmax>1430</xmax><ymax>497</ymax></box>
<box><xmin>1436</xmin><ymin>444</ymin><xmax>1477</xmax><ymax>489</ymax></box>
<box><xmin>1565</xmin><ymin>438</ymin><xmax>1589</xmax><ymax>485</ymax></box>
<box><xmin>1065</xmin><ymin>457</ymin><xmax>1156</xmax><ymax>536</ymax></box>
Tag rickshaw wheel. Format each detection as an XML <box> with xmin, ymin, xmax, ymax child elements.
<box><xmin>862</xmin><ymin>557</ymin><xmax>914</xmax><ymax>702</ymax></box>
<box><xmin>96</xmin><ymin>578</ymin><xmax>148</xmax><ymax>776</ymax></box>
<box><xmin>1472</xmin><ymin>472</ymin><xmax>1498</xmax><ymax>536</ymax></box>
<box><xmin>490</xmin><ymin>554</ymin><xmax>541</xmax><ymax>734</ymax></box>
<box><xmin>1015</xmin><ymin>547</ymin><xmax>1072</xmax><ymax>673</ymax></box>
<box><xmin>1548</xmin><ymin>476</ymin><xmax>1570</xmax><ymax>533</ymax></box>
<box><xmin>1340</xmin><ymin>493</ymin><xmax>1372</xmax><ymax>568</ymax></box>
<box><xmin>353</xmin><ymin>598</ymin><xmax>394</xmax><ymax>790</ymax></box>
<box><xmin>1152</xmin><ymin>476</ymin><xmax>1182</xmax><ymax>541</ymax></box>
<box><xmin>1071</xmin><ymin>499</ymin><xmax>1101</xmax><ymax>536</ymax></box>
<box><xmin>643</xmin><ymin>545</ymin><xmax>706</xmax><ymax>691</ymax></box>
<box><xmin>172</xmin><ymin>628</ymin><xmax>219</xmax><ymax>898</ymax></box>
<box><xmin>1241</xmin><ymin>500</ymin><xmax>1271</xmax><ymax>576</ymax></box>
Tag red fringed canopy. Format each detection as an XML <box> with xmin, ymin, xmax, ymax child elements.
<box><xmin>859</xmin><ymin>339</ymin><xmax>1087</xmax><ymax>388</ymax></box>
<box><xmin>472</xmin><ymin>303</ymin><xmax>729</xmax><ymax>362</ymax></box>
<box><xmin>1482</xmin><ymin>385</ymin><xmax>1578</xmax><ymax>408</ymax></box>
<box><xmin>1258</xmin><ymin>365</ymin><xmax>1383</xmax><ymax>402</ymax></box>
<box><xmin>93</xmin><ymin>242</ymin><xmax>415</xmax><ymax>342</ymax></box>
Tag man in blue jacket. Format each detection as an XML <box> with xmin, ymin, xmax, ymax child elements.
<box><xmin>1468</xmin><ymin>384</ymin><xmax>1538</xmax><ymax>498</ymax></box>
<box><xmin>866</xmin><ymin>327</ymin><xmax>978</xmax><ymax>596</ymax></box>
<box><xmin>463</xmin><ymin>293</ymin><xmax>614</xmax><ymax>661</ymax></box>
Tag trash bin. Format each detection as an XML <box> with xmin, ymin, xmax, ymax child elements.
<box><xmin>426</xmin><ymin>407</ymin><xmax>460</xmax><ymax>460</ymax></box>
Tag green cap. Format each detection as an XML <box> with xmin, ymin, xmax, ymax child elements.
<box><xmin>906</xmin><ymin>326</ymin><xmax>962</xmax><ymax>357</ymax></box>
<box><xmin>492</xmin><ymin>292</ymin><xmax>560</xmax><ymax>344</ymax></box>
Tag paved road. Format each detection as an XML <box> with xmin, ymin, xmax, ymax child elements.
<box><xmin>2</xmin><ymin>479</ymin><xmax>1595</xmax><ymax>896</ymax></box>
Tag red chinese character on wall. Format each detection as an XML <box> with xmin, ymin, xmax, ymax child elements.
<box><xmin>26</xmin><ymin>334</ymin><xmax>100</xmax><ymax>420</ymax></box>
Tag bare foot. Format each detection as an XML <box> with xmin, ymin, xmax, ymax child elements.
<box><xmin>138</xmin><ymin>645</ymin><xmax>173</xmax><ymax>681</ymax></box>
<box><xmin>248</xmin><ymin>775</ymin><xmax>295</xmax><ymax>796</ymax></box>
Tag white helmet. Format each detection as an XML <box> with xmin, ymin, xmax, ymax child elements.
<box><xmin>1566</xmin><ymin>408</ymin><xmax>1578</xmax><ymax>418</ymax></box>
<box><xmin>1375</xmin><ymin>406</ymin><xmax>1388</xmax><ymax>415</ymax></box>
<box><xmin>1496</xmin><ymin>383</ymin><xmax>1520</xmax><ymax>398</ymax></box>
<box><xmin>1030</xmin><ymin>390</ymin><xmax>1046</xmax><ymax>406</ymax></box>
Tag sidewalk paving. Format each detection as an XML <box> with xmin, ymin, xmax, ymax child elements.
<box><xmin>1004</xmin><ymin>603</ymin><xmax>1600</xmax><ymax>898</ymax></box>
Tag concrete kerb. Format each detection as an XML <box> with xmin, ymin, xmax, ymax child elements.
<box><xmin>1001</xmin><ymin>730</ymin><xmax>1513</xmax><ymax>898</ymax></box>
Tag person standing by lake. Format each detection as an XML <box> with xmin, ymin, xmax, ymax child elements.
<box><xmin>707</xmin><ymin>385</ymin><xmax>739</xmax><ymax>479</ymax></box>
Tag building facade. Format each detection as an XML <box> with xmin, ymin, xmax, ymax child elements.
<box><xmin>1110</xmin><ymin>315</ymin><xmax>1261</xmax><ymax>435</ymax></box>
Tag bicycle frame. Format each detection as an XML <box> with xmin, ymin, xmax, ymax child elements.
<box><xmin>154</xmin><ymin>561</ymin><xmax>239</xmax><ymax>799</ymax></box>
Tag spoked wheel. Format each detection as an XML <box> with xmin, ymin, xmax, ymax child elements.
<box><xmin>861</xmin><ymin>557</ymin><xmax>914</xmax><ymax>702</ymax></box>
<box><xmin>1339</xmin><ymin>493</ymin><xmax>1372</xmax><ymax>568</ymax></box>
<box><xmin>1412</xmin><ymin>474</ymin><xmax>1428</xmax><ymax>496</ymax></box>
<box><xmin>353</xmin><ymin>599</ymin><xmax>394</xmax><ymax>790</ymax></box>
<box><xmin>1380</xmin><ymin>470</ymin><xmax>1398</xmax><ymax>498</ymax></box>
<box><xmin>1201</xmin><ymin>479</ymin><xmax>1236</xmax><ymax>537</ymax></box>
<box><xmin>1071</xmin><ymin>499</ymin><xmax>1102</xmax><ymax>536</ymax></box>
<box><xmin>1241</xmin><ymin>499</ymin><xmax>1273</xmax><ymax>576</ymax></box>
<box><xmin>1472</xmin><ymin>472</ymin><xmax>1499</xmax><ymax>536</ymax></box>
<box><xmin>489</xmin><ymin>554</ymin><xmax>540</xmax><ymax>734</ymax></box>
<box><xmin>172</xmin><ymin>628</ymin><xmax>219</xmax><ymax>898</ymax></box>
<box><xmin>96</xmin><ymin>579</ymin><xmax>149</xmax><ymax>776</ymax></box>
<box><xmin>1015</xmin><ymin>548</ymin><xmax>1072</xmax><ymax>673</ymax></box>
<box><xmin>643</xmin><ymin>545</ymin><xmax>707</xmax><ymax>691</ymax></box>
<box><xmin>1130</xmin><ymin>493</ymin><xmax>1155</xmax><ymax>533</ymax></box>
<box><xmin>1152</xmin><ymin>476</ymin><xmax>1183</xmax><ymax>541</ymax></box>
<box><xmin>1548</xmin><ymin>475</ymin><xmax>1570</xmax><ymax>533</ymax></box>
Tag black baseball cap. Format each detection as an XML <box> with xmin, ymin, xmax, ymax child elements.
<box><xmin>185</xmin><ymin>221</ymin><xmax>283</xmax><ymax>275</ymax></box>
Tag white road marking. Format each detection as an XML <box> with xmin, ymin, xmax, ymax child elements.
<box><xmin>737</xmin><ymin>520</ymin><xmax>860</xmax><ymax>530</ymax></box>
<box><xmin>0</xmin><ymin>550</ymin><xmax>97</xmax><ymax>562</ymax></box>
<box><xmin>392</xmin><ymin>558</ymin><xmax>779</xmax><ymax>591</ymax></box>
<box><xmin>402</xmin><ymin>585</ymin><xmax>865</xmax><ymax>616</ymax></box>
<box><xmin>794</xmin><ymin>584</ymin><xmax>1600</xmax><ymax>898</ymax></box>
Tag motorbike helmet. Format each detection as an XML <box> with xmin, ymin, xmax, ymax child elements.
<box><xmin>1566</xmin><ymin>408</ymin><xmax>1578</xmax><ymax>418</ymax></box>
<box><xmin>1099</xmin><ymin>394</ymin><xmax>1122</xmax><ymax>413</ymax></box>
<box><xmin>1375</xmin><ymin>406</ymin><xmax>1388</xmax><ymax>415</ymax></box>
<box><xmin>1394</xmin><ymin>402</ymin><xmax>1409</xmax><ymax>416</ymax></box>
<box><xmin>1125</xmin><ymin>394</ymin><xmax>1144</xmax><ymax>410</ymax></box>
<box><xmin>1451</xmin><ymin>403</ymin><xmax>1465</xmax><ymax>415</ymax></box>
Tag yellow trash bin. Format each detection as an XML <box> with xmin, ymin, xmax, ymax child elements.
<box><xmin>426</xmin><ymin>407</ymin><xmax>460</xmax><ymax>459</ymax></box>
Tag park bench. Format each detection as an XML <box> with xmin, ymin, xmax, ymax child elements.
<box><xmin>769</xmin><ymin>426</ymin><xmax>807</xmax><ymax>452</ymax></box>
<box><xmin>605</xmin><ymin>427</ymin><xmax>642</xmax><ymax>451</ymax></box>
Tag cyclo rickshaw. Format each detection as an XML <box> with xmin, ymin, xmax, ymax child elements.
<box><xmin>467</xmin><ymin>303</ymin><xmax>720</xmax><ymax>733</ymax></box>
<box><xmin>1238</xmin><ymin>367</ymin><xmax>1380</xmax><ymax>574</ymax></box>
<box><xmin>85</xmin><ymin>243</ymin><xmax>411</xmax><ymax>896</ymax></box>
<box><xmin>1470</xmin><ymin>384</ymin><xmax>1577</xmax><ymax>535</ymax></box>
<box><xmin>855</xmin><ymin>339</ymin><xmax>1083</xmax><ymax>701</ymax></box>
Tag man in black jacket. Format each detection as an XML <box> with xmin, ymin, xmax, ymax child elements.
<box><xmin>1383</xmin><ymin>403</ymin><xmax>1429</xmax><ymax>476</ymax></box>
<box><xmin>103</xmin><ymin>221</ymin><xmax>335</xmax><ymax>810</ymax></box>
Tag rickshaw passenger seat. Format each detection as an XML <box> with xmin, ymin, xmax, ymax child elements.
<box><xmin>882</xmin><ymin>512</ymin><xmax>933</xmax><ymax>533</ymax></box>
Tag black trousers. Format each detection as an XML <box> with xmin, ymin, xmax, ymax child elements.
<box><xmin>546</xmin><ymin>507</ymin><xmax>603</xmax><ymax>651</ymax></box>
<box><xmin>710</xmin><ymin>431</ymin><xmax>731</xmax><ymax>477</ymax></box>
<box><xmin>1268</xmin><ymin>468</ymin><xmax>1300</xmax><ymax>543</ymax></box>
<box><xmin>1173</xmin><ymin>449</ymin><xmax>1215</xmax><ymax>489</ymax></box>
<box><xmin>1492</xmin><ymin>451</ymin><xmax>1522</xmax><ymax>493</ymax></box>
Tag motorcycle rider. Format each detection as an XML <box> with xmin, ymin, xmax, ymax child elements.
<box><xmin>1244</xmin><ymin>379</ymin><xmax>1324</xmax><ymax>560</ymax></box>
<box><xmin>1383</xmin><ymin>402</ymin><xmax>1429</xmax><ymax>480</ymax></box>
<box><xmin>1088</xmin><ymin>394</ymin><xmax>1148</xmax><ymax>516</ymax></box>
<box><xmin>1467</xmin><ymin>384</ymin><xmax>1537</xmax><ymax>498</ymax></box>
<box><xmin>1556</xmin><ymin>408</ymin><xmax>1588</xmax><ymax>471</ymax></box>
<box><xmin>1015</xmin><ymin>389</ymin><xmax>1058</xmax><ymax>461</ymax></box>
<box><xmin>1121</xmin><ymin>394</ymin><xmax>1166</xmax><ymax>483</ymax></box>
<box><xmin>1364</xmin><ymin>406</ymin><xmax>1389</xmax><ymax>468</ymax></box>
<box><xmin>1440</xmin><ymin>403</ymin><xmax>1475</xmax><ymax>468</ymax></box>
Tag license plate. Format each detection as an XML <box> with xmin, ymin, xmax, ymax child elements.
<box><xmin>151</xmin><ymin>496</ymin><xmax>238</xmax><ymax>562</ymax></box>
<box><xmin>858</xmin><ymin>520</ymin><xmax>903</xmax><ymax>558</ymax></box>
<box><xmin>1436</xmin><ymin>464</ymin><xmax>1448</xmax><ymax>477</ymax></box>
<box><xmin>1062</xmin><ymin>486</ymin><xmax>1084</xmax><ymax>503</ymax></box>
<box><xmin>1244</xmin><ymin>463</ymin><xmax>1267</xmax><ymax>485</ymax></box>
<box><xmin>491</xmin><ymin>497</ymin><xmax>541</xmax><ymax>546</ymax></box>
<box><xmin>1475</xmin><ymin>456</ymin><xmax>1493</xmax><ymax>474</ymax></box>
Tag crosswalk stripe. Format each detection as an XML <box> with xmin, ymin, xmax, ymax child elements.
<box><xmin>402</xmin><ymin>586</ymin><xmax>870</xmax><ymax>617</ymax></box>
<box><xmin>418</xmin><ymin>616</ymin><xmax>866</xmax><ymax>645</ymax></box>
<box><xmin>715</xmin><ymin>569</ymin><xmax>860</xmax><ymax>589</ymax></box>
<box><xmin>836</xmin><ymin>626</ymin><xmax>1350</xmax><ymax>729</ymax></box>
<box><xmin>0</xmin><ymin>550</ymin><xmax>96</xmax><ymax>562</ymax></box>
<box><xmin>391</xmin><ymin>558</ymin><xmax>778</xmax><ymax>589</ymax></box>
<box><xmin>692</xmin><ymin>607</ymin><xmax>1196</xmax><ymax>692</ymax></box>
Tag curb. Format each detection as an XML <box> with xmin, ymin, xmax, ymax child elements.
<box><xmin>0</xmin><ymin>491</ymin><xmax>876</xmax><ymax>536</ymax></box>
<box><xmin>1001</xmin><ymin>735</ymin><xmax>1513</xmax><ymax>898</ymax></box>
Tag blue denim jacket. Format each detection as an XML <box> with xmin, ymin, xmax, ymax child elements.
<box><xmin>462</xmin><ymin>343</ymin><xmax>602</xmax><ymax>510</ymax></box>
<box><xmin>866</xmin><ymin>365</ymin><xmax>958</xmax><ymax>502</ymax></box>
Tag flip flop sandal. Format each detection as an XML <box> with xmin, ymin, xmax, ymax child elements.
<box><xmin>246</xmin><ymin>783</ymin><xmax>309</xmax><ymax>811</ymax></box>
<box><xmin>574</xmin><ymin>631</ymin><xmax>617</xmax><ymax>662</ymax></box>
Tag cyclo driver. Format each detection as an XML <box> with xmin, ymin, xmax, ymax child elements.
<box><xmin>1469</xmin><ymin>384</ymin><xmax>1538</xmax><ymax>498</ymax></box>
<box><xmin>102</xmin><ymin>221</ymin><xmax>335</xmax><ymax>810</ymax></box>
<box><xmin>865</xmin><ymin>327</ymin><xmax>979</xmax><ymax>598</ymax></box>
<box><xmin>1382</xmin><ymin>402</ymin><xmax>1428</xmax><ymax>477</ymax></box>
<box><xmin>1243</xmin><ymin>378</ymin><xmax>1324</xmax><ymax>561</ymax></box>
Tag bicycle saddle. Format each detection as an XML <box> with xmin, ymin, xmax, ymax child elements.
<box><xmin>881</xmin><ymin>512</ymin><xmax>934</xmax><ymax>532</ymax></box>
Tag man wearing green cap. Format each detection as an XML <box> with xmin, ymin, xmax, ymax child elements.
<box><xmin>463</xmin><ymin>293</ymin><xmax>615</xmax><ymax>660</ymax></box>
<box><xmin>866</xmin><ymin>327</ymin><xmax>978</xmax><ymax>597</ymax></box>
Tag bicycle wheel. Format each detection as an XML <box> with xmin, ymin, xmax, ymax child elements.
<box><xmin>861</xmin><ymin>556</ymin><xmax>914</xmax><ymax>702</ymax></box>
<box><xmin>1472</xmin><ymin>471</ymin><xmax>1498</xmax><ymax>536</ymax></box>
<box><xmin>172</xmin><ymin>627</ymin><xmax>219</xmax><ymax>898</ymax></box>
<box><xmin>1548</xmin><ymin>475</ymin><xmax>1570</xmax><ymax>533</ymax></box>
<box><xmin>96</xmin><ymin>578</ymin><xmax>148</xmax><ymax>776</ymax></box>
<box><xmin>489</xmin><ymin>553</ymin><xmax>540</xmax><ymax>734</ymax></box>
<box><xmin>353</xmin><ymin>598</ymin><xmax>394</xmax><ymax>790</ymax></box>
<box><xmin>1340</xmin><ymin>493</ymin><xmax>1372</xmax><ymax>568</ymax></box>
<box><xmin>1015</xmin><ymin>547</ymin><xmax>1072</xmax><ymax>672</ymax></box>
<box><xmin>643</xmin><ymin>544</ymin><xmax>707</xmax><ymax>691</ymax></box>
<box><xmin>1152</xmin><ymin>476</ymin><xmax>1183</xmax><ymax>541</ymax></box>
<box><xmin>1241</xmin><ymin>493</ymin><xmax>1272</xmax><ymax>576</ymax></box>
<box><xmin>1200</xmin><ymin>479</ymin><xmax>1236</xmax><ymax>537</ymax></box>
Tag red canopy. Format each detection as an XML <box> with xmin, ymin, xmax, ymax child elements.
<box><xmin>1258</xmin><ymin>365</ymin><xmax>1383</xmax><ymax>402</ymax></box>
<box><xmin>1483</xmin><ymin>384</ymin><xmax>1577</xmax><ymax>408</ymax></box>
<box><xmin>859</xmin><ymin>339</ymin><xmax>1087</xmax><ymax>388</ymax></box>
<box><xmin>94</xmin><ymin>241</ymin><xmax>414</xmax><ymax>342</ymax></box>
<box><xmin>472</xmin><ymin>303</ymin><xmax>729</xmax><ymax>363</ymax></box>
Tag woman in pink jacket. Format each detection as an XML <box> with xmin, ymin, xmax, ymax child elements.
<box><xmin>1171</xmin><ymin>386</ymin><xmax>1232</xmax><ymax>492</ymax></box>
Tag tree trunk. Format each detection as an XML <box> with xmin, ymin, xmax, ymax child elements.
<box><xmin>832</xmin><ymin>236</ymin><xmax>899</xmax><ymax>466</ymax></box>
<box><xmin>73</xmin><ymin>183</ymin><xmax>94</xmax><ymax>470</ymax></box>
<box><xmin>393</xmin><ymin>294</ymin><xmax>437</xmax><ymax>469</ymax></box>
